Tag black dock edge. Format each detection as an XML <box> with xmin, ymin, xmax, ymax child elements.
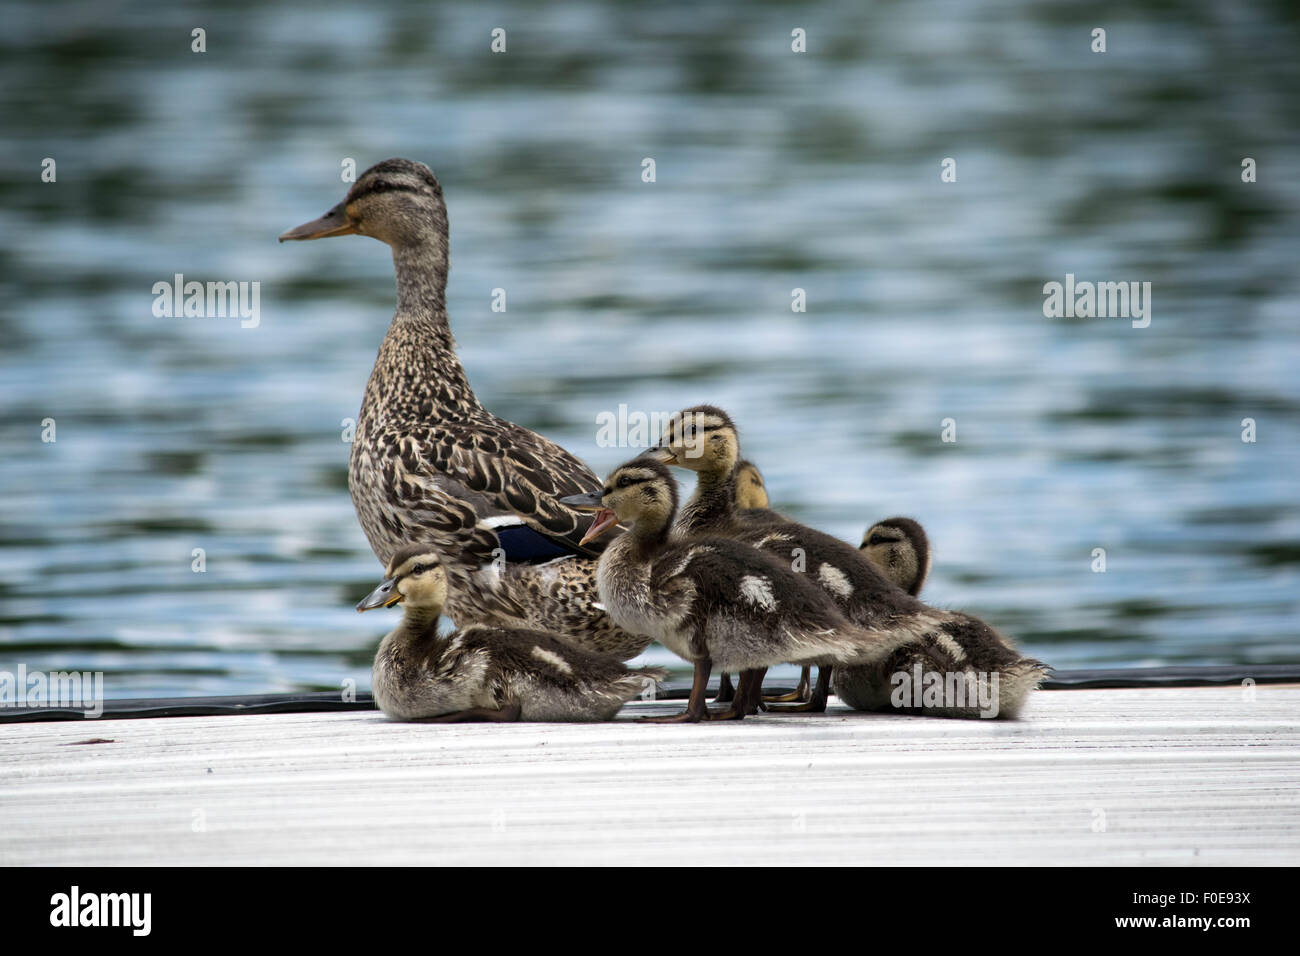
<box><xmin>1</xmin><ymin>664</ymin><xmax>1295</xmax><ymax>723</ymax></box>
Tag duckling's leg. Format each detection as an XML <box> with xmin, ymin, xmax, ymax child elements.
<box><xmin>713</xmin><ymin>672</ymin><xmax>736</xmax><ymax>703</ymax></box>
<box><xmin>640</xmin><ymin>658</ymin><xmax>714</xmax><ymax>723</ymax></box>
<box><xmin>766</xmin><ymin>667</ymin><xmax>831</xmax><ymax>714</ymax></box>
<box><xmin>706</xmin><ymin>668</ymin><xmax>765</xmax><ymax>720</ymax></box>
<box><xmin>763</xmin><ymin>666</ymin><xmax>811</xmax><ymax>703</ymax></box>
<box><xmin>739</xmin><ymin>668</ymin><xmax>768</xmax><ymax>716</ymax></box>
<box><xmin>413</xmin><ymin>703</ymin><xmax>523</xmax><ymax>723</ymax></box>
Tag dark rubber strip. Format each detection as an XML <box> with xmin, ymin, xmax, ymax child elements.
<box><xmin>0</xmin><ymin>665</ymin><xmax>1295</xmax><ymax>723</ymax></box>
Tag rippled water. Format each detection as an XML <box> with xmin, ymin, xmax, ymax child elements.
<box><xmin>1</xmin><ymin>0</ymin><xmax>1298</xmax><ymax>697</ymax></box>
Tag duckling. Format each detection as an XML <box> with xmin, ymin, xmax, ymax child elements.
<box><xmin>734</xmin><ymin>459</ymin><xmax>770</xmax><ymax>510</ymax></box>
<box><xmin>282</xmin><ymin>158</ymin><xmax>642</xmax><ymax>658</ymax></box>
<box><xmin>838</xmin><ymin>516</ymin><xmax>1049</xmax><ymax>718</ymax></box>
<box><xmin>707</xmin><ymin>462</ymin><xmax>768</xmax><ymax>703</ymax></box>
<box><xmin>701</xmin><ymin>456</ymin><xmax>786</xmax><ymax>704</ymax></box>
<box><xmin>861</xmin><ymin>518</ymin><xmax>931</xmax><ymax>597</ymax></box>
<box><xmin>650</xmin><ymin>405</ymin><xmax>928</xmax><ymax>712</ymax></box>
<box><xmin>561</xmin><ymin>458</ymin><xmax>923</xmax><ymax>722</ymax></box>
<box><xmin>358</xmin><ymin>544</ymin><xmax>665</xmax><ymax>722</ymax></box>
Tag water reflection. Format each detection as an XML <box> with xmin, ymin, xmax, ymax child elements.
<box><xmin>0</xmin><ymin>0</ymin><xmax>1297</xmax><ymax>697</ymax></box>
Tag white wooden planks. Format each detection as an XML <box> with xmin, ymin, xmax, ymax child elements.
<box><xmin>1</xmin><ymin>686</ymin><xmax>1297</xmax><ymax>866</ymax></box>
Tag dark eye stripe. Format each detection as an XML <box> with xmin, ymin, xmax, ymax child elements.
<box><xmin>350</xmin><ymin>179</ymin><xmax>425</xmax><ymax>202</ymax></box>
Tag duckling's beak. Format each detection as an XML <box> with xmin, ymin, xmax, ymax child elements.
<box><xmin>356</xmin><ymin>577</ymin><xmax>402</xmax><ymax>612</ymax></box>
<box><xmin>280</xmin><ymin>203</ymin><xmax>359</xmax><ymax>242</ymax></box>
<box><xmin>646</xmin><ymin>446</ymin><xmax>678</xmax><ymax>465</ymax></box>
<box><xmin>560</xmin><ymin>492</ymin><xmax>619</xmax><ymax>546</ymax></box>
<box><xmin>578</xmin><ymin>509</ymin><xmax>619</xmax><ymax>546</ymax></box>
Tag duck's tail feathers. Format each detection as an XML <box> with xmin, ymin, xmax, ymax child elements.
<box><xmin>992</xmin><ymin>657</ymin><xmax>1051</xmax><ymax>719</ymax></box>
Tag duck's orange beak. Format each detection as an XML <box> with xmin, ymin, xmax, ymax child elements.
<box><xmin>279</xmin><ymin>202</ymin><xmax>358</xmax><ymax>242</ymax></box>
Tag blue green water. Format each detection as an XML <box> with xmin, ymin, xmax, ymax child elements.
<box><xmin>1</xmin><ymin>0</ymin><xmax>1297</xmax><ymax>697</ymax></box>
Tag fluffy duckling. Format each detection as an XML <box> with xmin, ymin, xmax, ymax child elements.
<box><xmin>650</xmin><ymin>406</ymin><xmax>929</xmax><ymax>712</ymax></box>
<box><xmin>705</xmin><ymin>456</ymin><xmax>794</xmax><ymax>704</ymax></box>
<box><xmin>861</xmin><ymin>518</ymin><xmax>931</xmax><ymax>597</ymax></box>
<box><xmin>560</xmin><ymin>458</ymin><xmax>919</xmax><ymax>722</ymax></box>
<box><xmin>359</xmin><ymin>544</ymin><xmax>664</xmax><ymax>722</ymax></box>
<box><xmin>839</xmin><ymin>517</ymin><xmax>1049</xmax><ymax>718</ymax></box>
<box><xmin>710</xmin><ymin>462</ymin><xmax>768</xmax><ymax>703</ymax></box>
<box><xmin>734</xmin><ymin>459</ymin><xmax>770</xmax><ymax>510</ymax></box>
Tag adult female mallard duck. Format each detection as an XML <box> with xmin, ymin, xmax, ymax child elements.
<box><xmin>358</xmin><ymin>544</ymin><xmax>665</xmax><ymax>722</ymax></box>
<box><xmin>561</xmin><ymin>457</ymin><xmax>923</xmax><ymax>722</ymax></box>
<box><xmin>281</xmin><ymin>158</ymin><xmax>645</xmax><ymax>658</ymax></box>
<box><xmin>842</xmin><ymin>517</ymin><xmax>1049</xmax><ymax>718</ymax></box>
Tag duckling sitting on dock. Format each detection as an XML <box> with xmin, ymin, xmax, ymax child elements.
<box><xmin>561</xmin><ymin>458</ymin><xmax>922</xmax><ymax>722</ymax></box>
<box><xmin>358</xmin><ymin>544</ymin><xmax>665</xmax><ymax>723</ymax></box>
<box><xmin>838</xmin><ymin>517</ymin><xmax>1049</xmax><ymax>718</ymax></box>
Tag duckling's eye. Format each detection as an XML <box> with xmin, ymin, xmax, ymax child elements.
<box><xmin>617</xmin><ymin>475</ymin><xmax>633</xmax><ymax>488</ymax></box>
<box><xmin>868</xmin><ymin>534</ymin><xmax>901</xmax><ymax>546</ymax></box>
<box><xmin>411</xmin><ymin>563</ymin><xmax>435</xmax><ymax>575</ymax></box>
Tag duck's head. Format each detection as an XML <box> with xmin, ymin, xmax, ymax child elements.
<box><xmin>734</xmin><ymin>458</ymin><xmax>769</xmax><ymax>510</ymax></box>
<box><xmin>356</xmin><ymin>544</ymin><xmax>449</xmax><ymax>612</ymax></box>
<box><xmin>647</xmin><ymin>405</ymin><xmax>739</xmax><ymax>478</ymax></box>
<box><xmin>860</xmin><ymin>517</ymin><xmax>931</xmax><ymax>596</ymax></box>
<box><xmin>280</xmin><ymin>158</ymin><xmax>447</xmax><ymax>250</ymax></box>
<box><xmin>561</xmin><ymin>457</ymin><xmax>679</xmax><ymax>546</ymax></box>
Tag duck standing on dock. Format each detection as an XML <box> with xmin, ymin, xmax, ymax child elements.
<box><xmin>562</xmin><ymin>457</ymin><xmax>927</xmax><ymax>722</ymax></box>
<box><xmin>648</xmin><ymin>405</ymin><xmax>921</xmax><ymax>712</ymax></box>
<box><xmin>839</xmin><ymin>517</ymin><xmax>1049</xmax><ymax>718</ymax></box>
<box><xmin>703</xmin><ymin>457</ymin><xmax>772</xmax><ymax>704</ymax></box>
<box><xmin>281</xmin><ymin>158</ymin><xmax>645</xmax><ymax>658</ymax></box>
<box><xmin>358</xmin><ymin>544</ymin><xmax>664</xmax><ymax>722</ymax></box>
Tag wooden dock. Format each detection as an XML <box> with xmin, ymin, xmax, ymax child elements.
<box><xmin>2</xmin><ymin>685</ymin><xmax>1298</xmax><ymax>866</ymax></box>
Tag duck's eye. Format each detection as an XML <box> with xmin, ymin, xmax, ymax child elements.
<box><xmin>411</xmin><ymin>563</ymin><xmax>435</xmax><ymax>575</ymax></box>
<box><xmin>868</xmin><ymin>534</ymin><xmax>901</xmax><ymax>546</ymax></box>
<box><xmin>617</xmin><ymin>475</ymin><xmax>633</xmax><ymax>488</ymax></box>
